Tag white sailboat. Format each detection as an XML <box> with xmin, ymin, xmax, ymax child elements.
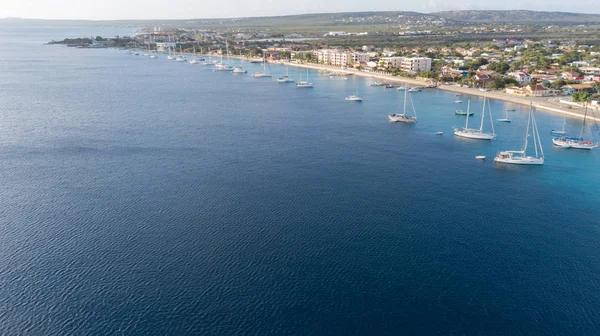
<box><xmin>189</xmin><ymin>47</ymin><xmax>200</xmax><ymax>64</ymax></box>
<box><xmin>214</xmin><ymin>43</ymin><xmax>233</xmax><ymax>71</ymax></box>
<box><xmin>277</xmin><ymin>64</ymin><xmax>294</xmax><ymax>83</ymax></box>
<box><xmin>167</xmin><ymin>45</ymin><xmax>176</xmax><ymax>60</ymax></box>
<box><xmin>296</xmin><ymin>68</ymin><xmax>313</xmax><ymax>88</ymax></box>
<box><xmin>454</xmin><ymin>97</ymin><xmax>496</xmax><ymax>140</ymax></box>
<box><xmin>175</xmin><ymin>46</ymin><xmax>186</xmax><ymax>62</ymax></box>
<box><xmin>232</xmin><ymin>51</ymin><xmax>247</xmax><ymax>73</ymax></box>
<box><xmin>552</xmin><ymin>105</ymin><xmax>598</xmax><ymax>149</ymax></box>
<box><xmin>253</xmin><ymin>52</ymin><xmax>272</xmax><ymax>77</ymax></box>
<box><xmin>495</xmin><ymin>104</ymin><xmax>544</xmax><ymax>165</ymax></box>
<box><xmin>388</xmin><ymin>85</ymin><xmax>417</xmax><ymax>123</ymax></box>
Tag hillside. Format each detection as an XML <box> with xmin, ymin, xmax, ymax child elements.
<box><xmin>2</xmin><ymin>10</ymin><xmax>600</xmax><ymax>29</ymax></box>
<box><xmin>434</xmin><ymin>10</ymin><xmax>600</xmax><ymax>24</ymax></box>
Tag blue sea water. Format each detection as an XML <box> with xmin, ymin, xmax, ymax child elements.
<box><xmin>1</xmin><ymin>26</ymin><xmax>600</xmax><ymax>335</ymax></box>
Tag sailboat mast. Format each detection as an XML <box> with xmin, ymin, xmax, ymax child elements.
<box><xmin>523</xmin><ymin>105</ymin><xmax>532</xmax><ymax>154</ymax></box>
<box><xmin>489</xmin><ymin>97</ymin><xmax>495</xmax><ymax>135</ymax></box>
<box><xmin>403</xmin><ymin>86</ymin><xmax>408</xmax><ymax>116</ymax></box>
<box><xmin>535</xmin><ymin>109</ymin><xmax>545</xmax><ymax>158</ymax></box>
<box><xmin>479</xmin><ymin>97</ymin><xmax>486</xmax><ymax>132</ymax></box>
<box><xmin>580</xmin><ymin>105</ymin><xmax>588</xmax><ymax>140</ymax></box>
<box><xmin>465</xmin><ymin>100</ymin><xmax>470</xmax><ymax>129</ymax></box>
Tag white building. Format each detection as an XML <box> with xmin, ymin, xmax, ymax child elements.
<box><xmin>401</xmin><ymin>57</ymin><xmax>432</xmax><ymax>72</ymax></box>
<box><xmin>508</xmin><ymin>71</ymin><xmax>532</xmax><ymax>85</ymax></box>
<box><xmin>379</xmin><ymin>57</ymin><xmax>432</xmax><ymax>72</ymax></box>
<box><xmin>312</xmin><ymin>49</ymin><xmax>369</xmax><ymax>67</ymax></box>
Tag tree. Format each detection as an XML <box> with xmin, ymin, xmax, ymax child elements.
<box><xmin>550</xmin><ymin>79</ymin><xmax>567</xmax><ymax>90</ymax></box>
<box><xmin>572</xmin><ymin>92</ymin><xmax>591</xmax><ymax>102</ymax></box>
<box><xmin>487</xmin><ymin>62</ymin><xmax>509</xmax><ymax>74</ymax></box>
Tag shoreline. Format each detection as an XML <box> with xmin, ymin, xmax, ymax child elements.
<box><xmin>158</xmin><ymin>51</ymin><xmax>600</xmax><ymax>122</ymax></box>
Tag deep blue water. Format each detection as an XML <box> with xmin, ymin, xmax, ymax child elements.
<box><xmin>1</xmin><ymin>26</ymin><xmax>600</xmax><ymax>335</ymax></box>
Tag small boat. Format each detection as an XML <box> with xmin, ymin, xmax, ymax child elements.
<box><xmin>345</xmin><ymin>95</ymin><xmax>363</xmax><ymax>102</ymax></box>
<box><xmin>496</xmin><ymin>109</ymin><xmax>511</xmax><ymax>122</ymax></box>
<box><xmin>232</xmin><ymin>67</ymin><xmax>247</xmax><ymax>73</ymax></box>
<box><xmin>455</xmin><ymin>100</ymin><xmax>463</xmax><ymax>103</ymax></box>
<box><xmin>435</xmin><ymin>132</ymin><xmax>443</xmax><ymax>135</ymax></box>
<box><xmin>408</xmin><ymin>87</ymin><xmax>422</xmax><ymax>92</ymax></box>
<box><xmin>396</xmin><ymin>86</ymin><xmax>406</xmax><ymax>91</ymax></box>
<box><xmin>505</xmin><ymin>108</ymin><xmax>516</xmax><ymax>111</ymax></box>
<box><xmin>370</xmin><ymin>81</ymin><xmax>384</xmax><ymax>86</ymax></box>
<box><xmin>456</xmin><ymin>93</ymin><xmax>462</xmax><ymax>96</ymax></box>
<box><xmin>385</xmin><ymin>84</ymin><xmax>395</xmax><ymax>89</ymax></box>
<box><xmin>134</xmin><ymin>52</ymin><xmax>139</xmax><ymax>56</ymax></box>
<box><xmin>550</xmin><ymin>129</ymin><xmax>566</xmax><ymax>136</ymax></box>
<box><xmin>150</xmin><ymin>54</ymin><xmax>158</xmax><ymax>59</ymax></box>
<box><xmin>455</xmin><ymin>110</ymin><xmax>474</xmax><ymax>116</ymax></box>
<box><xmin>476</xmin><ymin>155</ymin><xmax>486</xmax><ymax>160</ymax></box>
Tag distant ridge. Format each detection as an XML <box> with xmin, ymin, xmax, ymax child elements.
<box><xmin>433</xmin><ymin>10</ymin><xmax>600</xmax><ymax>24</ymax></box>
<box><xmin>2</xmin><ymin>10</ymin><xmax>600</xmax><ymax>27</ymax></box>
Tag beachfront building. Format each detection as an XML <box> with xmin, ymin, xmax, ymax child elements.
<box><xmin>312</xmin><ymin>49</ymin><xmax>369</xmax><ymax>67</ymax></box>
<box><xmin>508</xmin><ymin>71</ymin><xmax>532</xmax><ymax>85</ymax></box>
<box><xmin>505</xmin><ymin>84</ymin><xmax>558</xmax><ymax>97</ymax></box>
<box><xmin>401</xmin><ymin>57</ymin><xmax>432</xmax><ymax>72</ymax></box>
<box><xmin>378</xmin><ymin>57</ymin><xmax>432</xmax><ymax>72</ymax></box>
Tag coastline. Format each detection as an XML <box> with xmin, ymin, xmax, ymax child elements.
<box><xmin>171</xmin><ymin>52</ymin><xmax>600</xmax><ymax>122</ymax></box>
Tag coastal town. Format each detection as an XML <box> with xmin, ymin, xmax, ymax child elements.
<box><xmin>51</xmin><ymin>23</ymin><xmax>600</xmax><ymax>118</ymax></box>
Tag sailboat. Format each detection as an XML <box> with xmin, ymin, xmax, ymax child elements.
<box><xmin>214</xmin><ymin>42</ymin><xmax>233</xmax><ymax>71</ymax></box>
<box><xmin>494</xmin><ymin>104</ymin><xmax>544</xmax><ymax>165</ymax></box>
<box><xmin>550</xmin><ymin>116</ymin><xmax>567</xmax><ymax>136</ymax></box>
<box><xmin>189</xmin><ymin>47</ymin><xmax>200</xmax><ymax>64</ymax></box>
<box><xmin>253</xmin><ymin>52</ymin><xmax>272</xmax><ymax>77</ymax></box>
<box><xmin>232</xmin><ymin>51</ymin><xmax>247</xmax><ymax>73</ymax></box>
<box><xmin>167</xmin><ymin>46</ymin><xmax>176</xmax><ymax>60</ymax></box>
<box><xmin>497</xmin><ymin>108</ymin><xmax>511</xmax><ymax>122</ymax></box>
<box><xmin>454</xmin><ymin>96</ymin><xmax>496</xmax><ymax>140</ymax></box>
<box><xmin>296</xmin><ymin>68</ymin><xmax>313</xmax><ymax>88</ymax></box>
<box><xmin>175</xmin><ymin>46</ymin><xmax>186</xmax><ymax>62</ymax></box>
<box><xmin>455</xmin><ymin>100</ymin><xmax>474</xmax><ymax>116</ymax></box>
<box><xmin>277</xmin><ymin>64</ymin><xmax>294</xmax><ymax>83</ymax></box>
<box><xmin>552</xmin><ymin>105</ymin><xmax>598</xmax><ymax>149</ymax></box>
<box><xmin>388</xmin><ymin>85</ymin><xmax>417</xmax><ymax>123</ymax></box>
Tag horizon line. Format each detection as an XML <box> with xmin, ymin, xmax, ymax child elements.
<box><xmin>2</xmin><ymin>9</ymin><xmax>599</xmax><ymax>22</ymax></box>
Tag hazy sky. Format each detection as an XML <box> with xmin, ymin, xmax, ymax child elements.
<box><xmin>1</xmin><ymin>0</ymin><xmax>598</xmax><ymax>20</ymax></box>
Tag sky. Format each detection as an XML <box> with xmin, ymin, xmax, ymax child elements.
<box><xmin>1</xmin><ymin>0</ymin><xmax>598</xmax><ymax>20</ymax></box>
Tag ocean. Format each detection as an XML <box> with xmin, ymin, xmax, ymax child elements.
<box><xmin>1</xmin><ymin>26</ymin><xmax>599</xmax><ymax>335</ymax></box>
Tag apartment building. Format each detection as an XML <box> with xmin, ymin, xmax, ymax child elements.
<box><xmin>379</xmin><ymin>57</ymin><xmax>432</xmax><ymax>72</ymax></box>
<box><xmin>312</xmin><ymin>49</ymin><xmax>370</xmax><ymax>67</ymax></box>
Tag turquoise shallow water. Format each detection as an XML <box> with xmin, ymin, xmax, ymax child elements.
<box><xmin>1</xmin><ymin>26</ymin><xmax>600</xmax><ymax>335</ymax></box>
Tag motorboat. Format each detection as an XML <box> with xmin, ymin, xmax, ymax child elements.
<box><xmin>475</xmin><ymin>155</ymin><xmax>486</xmax><ymax>160</ymax></box>
<box><xmin>345</xmin><ymin>95</ymin><xmax>363</xmax><ymax>102</ymax></box>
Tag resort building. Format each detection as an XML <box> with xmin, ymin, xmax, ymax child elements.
<box><xmin>505</xmin><ymin>85</ymin><xmax>558</xmax><ymax>97</ymax></box>
<box><xmin>312</xmin><ymin>49</ymin><xmax>370</xmax><ymax>67</ymax></box>
<box><xmin>379</xmin><ymin>57</ymin><xmax>432</xmax><ymax>72</ymax></box>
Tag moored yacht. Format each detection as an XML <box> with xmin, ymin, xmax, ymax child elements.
<box><xmin>552</xmin><ymin>105</ymin><xmax>598</xmax><ymax>150</ymax></box>
<box><xmin>345</xmin><ymin>94</ymin><xmax>362</xmax><ymax>102</ymax></box>
<box><xmin>277</xmin><ymin>65</ymin><xmax>294</xmax><ymax>83</ymax></box>
<box><xmin>495</xmin><ymin>104</ymin><xmax>544</xmax><ymax>165</ymax></box>
<box><xmin>296</xmin><ymin>68</ymin><xmax>313</xmax><ymax>88</ymax></box>
<box><xmin>454</xmin><ymin>97</ymin><xmax>496</xmax><ymax>140</ymax></box>
<box><xmin>388</xmin><ymin>85</ymin><xmax>417</xmax><ymax>123</ymax></box>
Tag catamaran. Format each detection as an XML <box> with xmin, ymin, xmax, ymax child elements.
<box><xmin>454</xmin><ymin>97</ymin><xmax>496</xmax><ymax>140</ymax></box>
<box><xmin>552</xmin><ymin>105</ymin><xmax>598</xmax><ymax>149</ymax></box>
<box><xmin>388</xmin><ymin>85</ymin><xmax>417</xmax><ymax>123</ymax></box>
<box><xmin>253</xmin><ymin>53</ymin><xmax>272</xmax><ymax>77</ymax></box>
<box><xmin>495</xmin><ymin>104</ymin><xmax>544</xmax><ymax>165</ymax></box>
<box><xmin>296</xmin><ymin>68</ymin><xmax>313</xmax><ymax>88</ymax></box>
<box><xmin>277</xmin><ymin>64</ymin><xmax>294</xmax><ymax>83</ymax></box>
